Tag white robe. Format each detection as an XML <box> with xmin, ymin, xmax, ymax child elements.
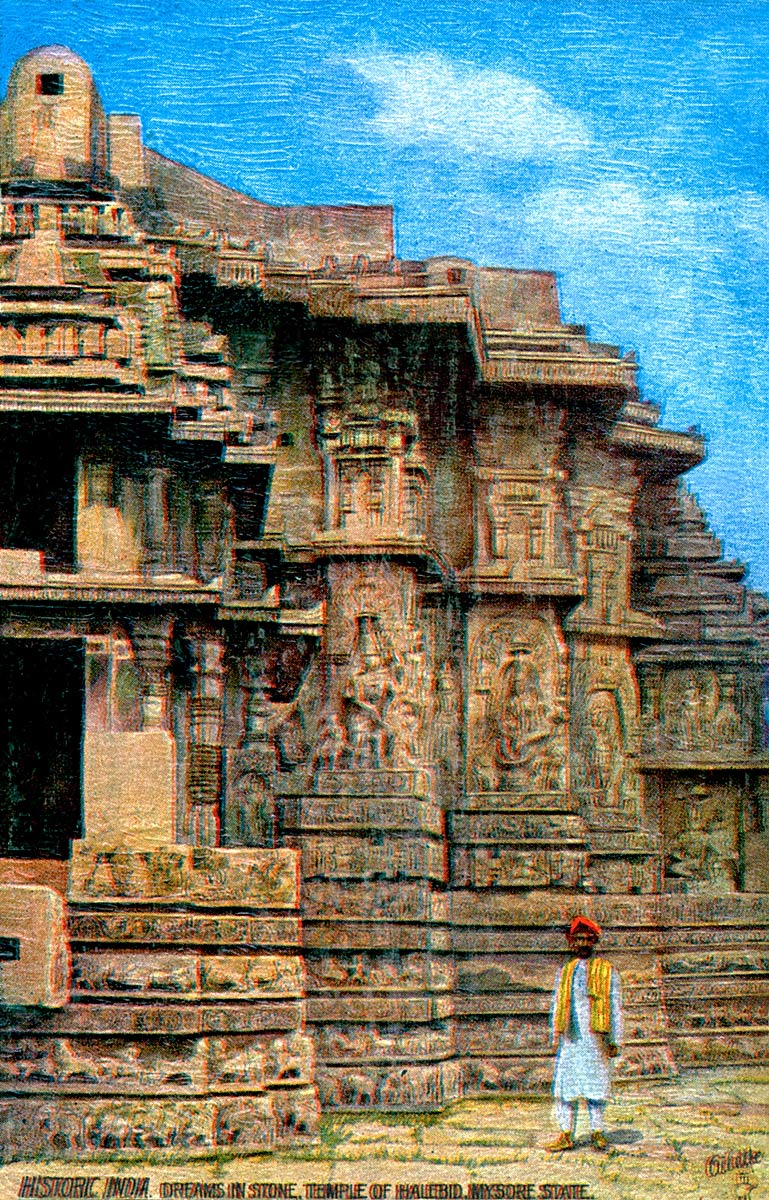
<box><xmin>551</xmin><ymin>958</ymin><xmax>623</xmax><ymax>1103</ymax></box>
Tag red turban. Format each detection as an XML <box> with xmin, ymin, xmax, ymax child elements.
<box><xmin>568</xmin><ymin>916</ymin><xmax>601</xmax><ymax>941</ymax></box>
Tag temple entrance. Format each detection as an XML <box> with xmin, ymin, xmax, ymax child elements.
<box><xmin>0</xmin><ymin>638</ymin><xmax>84</xmax><ymax>858</ymax></box>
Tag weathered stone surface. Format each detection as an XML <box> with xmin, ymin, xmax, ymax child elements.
<box><xmin>301</xmin><ymin>836</ymin><xmax>445</xmax><ymax>881</ymax></box>
<box><xmin>0</xmin><ymin>1001</ymin><xmax>303</xmax><ymax>1035</ymax></box>
<box><xmin>69</xmin><ymin>844</ymin><xmax>298</xmax><ymax>908</ymax></box>
<box><xmin>0</xmin><ymin>39</ymin><xmax>767</xmax><ymax>1146</ymax></box>
<box><xmin>67</xmin><ymin>912</ymin><xmax>299</xmax><ymax>945</ymax></box>
<box><xmin>317</xmin><ymin>1061</ymin><xmax>460</xmax><ymax>1110</ymax></box>
<box><xmin>71</xmin><ymin>951</ymin><xmax>304</xmax><ymax>998</ymax></box>
<box><xmin>282</xmin><ymin>796</ymin><xmax>443</xmax><ymax>835</ymax></box>
<box><xmin>82</xmin><ymin>732</ymin><xmax>176</xmax><ymax>847</ymax></box>
<box><xmin>0</xmin><ymin>1094</ymin><xmax>278</xmax><ymax>1155</ymax></box>
<box><xmin>0</xmin><ymin>885</ymin><xmax>69</xmax><ymax>1008</ymax></box>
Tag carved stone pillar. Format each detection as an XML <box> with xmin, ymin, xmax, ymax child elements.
<box><xmin>187</xmin><ymin>630</ymin><xmax>226</xmax><ymax>846</ymax></box>
<box><xmin>130</xmin><ymin>614</ymin><xmax>173</xmax><ymax>730</ymax></box>
<box><xmin>243</xmin><ymin>649</ymin><xmax>272</xmax><ymax>750</ymax></box>
<box><xmin>144</xmin><ymin>464</ymin><xmax>170</xmax><ymax>576</ymax></box>
<box><xmin>224</xmin><ymin>636</ymin><xmax>277</xmax><ymax>847</ymax></box>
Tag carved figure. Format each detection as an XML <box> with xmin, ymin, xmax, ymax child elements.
<box><xmin>234</xmin><ymin>765</ymin><xmax>274</xmax><ymax>846</ymax></box>
<box><xmin>430</xmin><ymin>660</ymin><xmax>459</xmax><ymax>773</ymax></box>
<box><xmin>341</xmin><ymin>1071</ymin><xmax>377</xmax><ymax>1105</ymax></box>
<box><xmin>713</xmin><ymin>676</ymin><xmax>746</xmax><ymax>751</ymax></box>
<box><xmin>479</xmin><ymin>657</ymin><xmax>564</xmax><ymax>792</ymax></box>
<box><xmin>343</xmin><ymin>616</ymin><xmax>397</xmax><ymax>768</ymax></box>
<box><xmin>272</xmin><ymin>1088</ymin><xmax>318</xmax><ymax>1137</ymax></box>
<box><xmin>581</xmin><ymin>690</ymin><xmax>625</xmax><ymax>810</ymax></box>
<box><xmin>667</xmin><ymin>798</ymin><xmax>738</xmax><ymax>893</ymax></box>
<box><xmin>669</xmin><ymin>673</ymin><xmax>713</xmax><ymax>751</ymax></box>
<box><xmin>210</xmin><ymin>1039</ymin><xmax>264</xmax><ymax>1086</ymax></box>
<box><xmin>310</xmin><ymin>712</ymin><xmax>347</xmax><ymax>772</ymax></box>
<box><xmin>265</xmin><ymin>1032</ymin><xmax>314</xmax><ymax>1083</ymax></box>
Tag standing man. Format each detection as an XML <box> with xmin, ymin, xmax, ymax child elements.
<box><xmin>547</xmin><ymin>915</ymin><xmax>623</xmax><ymax>1151</ymax></box>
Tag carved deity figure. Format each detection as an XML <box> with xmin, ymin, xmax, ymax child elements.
<box><xmin>498</xmin><ymin>661</ymin><xmax>563</xmax><ymax>791</ymax></box>
<box><xmin>580</xmin><ymin>690</ymin><xmax>625</xmax><ymax>811</ymax></box>
<box><xmin>667</xmin><ymin>795</ymin><xmax>738</xmax><ymax>893</ymax></box>
<box><xmin>78</xmin><ymin>461</ymin><xmax>140</xmax><ymax>576</ymax></box>
<box><xmin>670</xmin><ymin>674</ymin><xmax>709</xmax><ymax>751</ymax></box>
<box><xmin>234</xmin><ymin>767</ymin><xmax>274</xmax><ymax>847</ymax></box>
<box><xmin>713</xmin><ymin>676</ymin><xmax>746</xmax><ymax>752</ymax></box>
<box><xmin>311</xmin><ymin>712</ymin><xmax>347</xmax><ymax>772</ymax></box>
<box><xmin>343</xmin><ymin>616</ymin><xmax>397</xmax><ymax>768</ymax></box>
<box><xmin>473</xmin><ymin>656</ymin><xmax>563</xmax><ymax>792</ymax></box>
<box><xmin>429</xmin><ymin>661</ymin><xmax>460</xmax><ymax>774</ymax></box>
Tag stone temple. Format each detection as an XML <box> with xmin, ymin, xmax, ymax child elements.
<box><xmin>0</xmin><ymin>43</ymin><xmax>766</xmax><ymax>1156</ymax></box>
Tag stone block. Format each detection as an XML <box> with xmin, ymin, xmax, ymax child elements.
<box><xmin>271</xmin><ymin>1084</ymin><xmax>320</xmax><ymax>1141</ymax></box>
<box><xmin>0</xmin><ymin>1000</ymin><xmax>304</xmax><ymax>1037</ymax></box>
<box><xmin>314</xmin><ymin>768</ymin><xmax>433</xmax><ymax>799</ymax></box>
<box><xmin>283</xmin><ymin>796</ymin><xmax>443</xmax><ymax>835</ymax></box>
<box><xmin>0</xmin><ymin>549</ymin><xmax>43</xmax><ymax>582</ymax></box>
<box><xmin>68</xmin><ymin>844</ymin><xmax>299</xmax><ymax>908</ymax></box>
<box><xmin>461</xmin><ymin>1055</ymin><xmax>552</xmax><ymax>1095</ymax></box>
<box><xmin>317</xmin><ymin>1060</ymin><xmax>459</xmax><ymax>1110</ymax></box>
<box><xmin>302</xmin><ymin>880</ymin><xmax>447</xmax><ymax>923</ymax></box>
<box><xmin>67</xmin><ymin>910</ymin><xmax>299</xmax><ymax>947</ymax></box>
<box><xmin>83</xmin><ymin>731</ymin><xmax>176</xmax><ymax>846</ymax></box>
<box><xmin>0</xmin><ymin>885</ymin><xmax>69</xmax><ymax>1008</ymax></box>
<box><xmin>315</xmin><ymin>1021</ymin><xmax>454</xmax><ymax>1063</ymax></box>
<box><xmin>0</xmin><ymin>1094</ymin><xmax>276</xmax><ymax>1156</ymax></box>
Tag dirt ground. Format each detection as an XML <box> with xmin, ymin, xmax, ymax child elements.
<box><xmin>0</xmin><ymin>1067</ymin><xmax>767</xmax><ymax>1200</ymax></box>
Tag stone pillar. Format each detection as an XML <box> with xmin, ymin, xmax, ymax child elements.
<box><xmin>187</xmin><ymin>629</ymin><xmax>226</xmax><ymax>846</ymax></box>
<box><xmin>224</xmin><ymin>637</ymin><xmax>277</xmax><ymax>847</ymax></box>
<box><xmin>144</xmin><ymin>464</ymin><xmax>170</xmax><ymax>576</ymax></box>
<box><xmin>130</xmin><ymin>614</ymin><xmax>173</xmax><ymax>730</ymax></box>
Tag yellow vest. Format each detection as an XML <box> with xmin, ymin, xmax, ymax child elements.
<box><xmin>554</xmin><ymin>956</ymin><xmax>614</xmax><ymax>1036</ymax></box>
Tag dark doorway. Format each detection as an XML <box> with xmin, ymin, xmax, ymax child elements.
<box><xmin>0</xmin><ymin>639</ymin><xmax>84</xmax><ymax>858</ymax></box>
<box><xmin>0</xmin><ymin>421</ymin><xmax>77</xmax><ymax>571</ymax></box>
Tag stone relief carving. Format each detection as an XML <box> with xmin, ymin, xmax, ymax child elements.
<box><xmin>468</xmin><ymin>847</ymin><xmax>586</xmax><ymax>890</ymax></box>
<box><xmin>665</xmin><ymin>783</ymin><xmax>739</xmax><ymax>894</ymax></box>
<box><xmin>579</xmin><ymin>691</ymin><xmax>624</xmax><ymax>806</ymax></box>
<box><xmin>316</xmin><ymin>374</ymin><xmax>425</xmax><ymax>538</ymax></box>
<box><xmin>567</xmin><ymin>489</ymin><xmax>634</xmax><ymax>626</ymax></box>
<box><xmin>712</xmin><ymin>675</ymin><xmax>747</xmax><ymax>748</ymax></box>
<box><xmin>342</xmin><ymin>615</ymin><xmax>399</xmax><ymax>768</ymax></box>
<box><xmin>667</xmin><ymin>670</ymin><xmax>717</xmax><ymax>751</ymax></box>
<box><xmin>315</xmin><ymin>1023</ymin><xmax>453</xmax><ymax>1062</ymax></box>
<box><xmin>270</xmin><ymin>1087</ymin><xmax>319</xmax><ymax>1139</ymax></box>
<box><xmin>305</xmin><ymin>953</ymin><xmax>444</xmax><ymax>992</ymax></box>
<box><xmin>640</xmin><ymin>668</ymin><xmax>754</xmax><ymax>758</ymax></box>
<box><xmin>317</xmin><ymin>1061</ymin><xmax>459</xmax><ymax>1109</ymax></box>
<box><xmin>468</xmin><ymin>616</ymin><xmax>566</xmax><ymax>794</ymax></box>
<box><xmin>312</xmin><ymin>563</ymin><xmax>436</xmax><ymax>775</ymax></box>
<box><xmin>427</xmin><ymin>659</ymin><xmax>461</xmax><ymax>776</ymax></box>
<box><xmin>69</xmin><ymin>844</ymin><xmax>298</xmax><ymax>907</ymax></box>
<box><xmin>570</xmin><ymin>645</ymin><xmax>641</xmax><ymax>828</ymax></box>
<box><xmin>302</xmin><ymin>836</ymin><xmax>444</xmax><ymax>880</ymax></box>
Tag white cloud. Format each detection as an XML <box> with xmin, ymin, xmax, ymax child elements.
<box><xmin>346</xmin><ymin>51</ymin><xmax>589</xmax><ymax>162</ymax></box>
<box><xmin>516</xmin><ymin>178</ymin><xmax>769</xmax><ymax>264</ymax></box>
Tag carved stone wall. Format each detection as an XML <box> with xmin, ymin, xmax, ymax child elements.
<box><xmin>278</xmin><ymin>559</ymin><xmax>457</xmax><ymax>1111</ymax></box>
<box><xmin>0</xmin><ymin>845</ymin><xmax>317</xmax><ymax>1154</ymax></box>
<box><xmin>0</xmin><ymin>44</ymin><xmax>767</xmax><ymax>1150</ymax></box>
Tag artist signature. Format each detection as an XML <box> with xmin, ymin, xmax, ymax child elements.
<box><xmin>705</xmin><ymin>1149</ymin><xmax>763</xmax><ymax>1177</ymax></box>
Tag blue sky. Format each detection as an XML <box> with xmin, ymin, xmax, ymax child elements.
<box><xmin>1</xmin><ymin>0</ymin><xmax>767</xmax><ymax>587</ymax></box>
